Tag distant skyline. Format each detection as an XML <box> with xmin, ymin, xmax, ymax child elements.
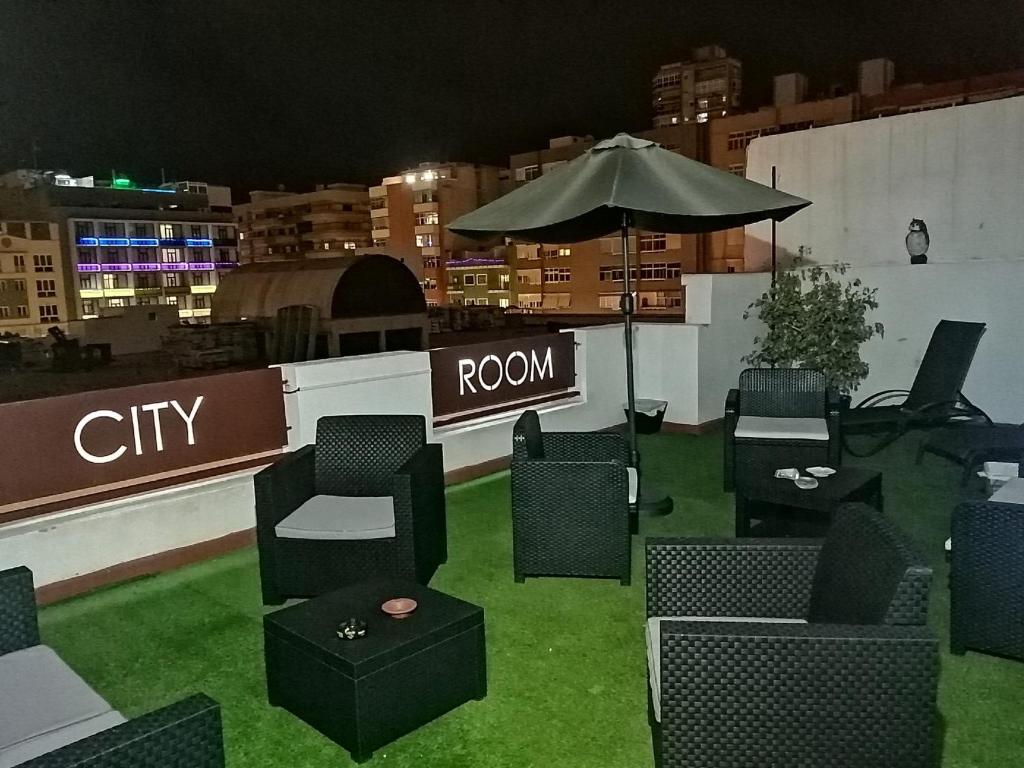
<box><xmin>1</xmin><ymin>0</ymin><xmax>1022</xmax><ymax>195</ymax></box>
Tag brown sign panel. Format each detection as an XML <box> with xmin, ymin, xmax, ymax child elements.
<box><xmin>0</xmin><ymin>368</ymin><xmax>287</xmax><ymax>513</ymax></box>
<box><xmin>430</xmin><ymin>333</ymin><xmax>576</xmax><ymax>419</ymax></box>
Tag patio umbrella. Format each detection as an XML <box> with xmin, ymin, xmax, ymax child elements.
<box><xmin>448</xmin><ymin>133</ymin><xmax>811</xmax><ymax>507</ymax></box>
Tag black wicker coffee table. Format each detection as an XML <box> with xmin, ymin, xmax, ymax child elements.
<box><xmin>263</xmin><ymin>579</ymin><xmax>486</xmax><ymax>763</ymax></box>
<box><xmin>735</xmin><ymin>467</ymin><xmax>882</xmax><ymax>537</ymax></box>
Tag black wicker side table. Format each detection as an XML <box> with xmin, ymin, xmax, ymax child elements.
<box><xmin>735</xmin><ymin>467</ymin><xmax>883</xmax><ymax>537</ymax></box>
<box><xmin>263</xmin><ymin>579</ymin><xmax>486</xmax><ymax>763</ymax></box>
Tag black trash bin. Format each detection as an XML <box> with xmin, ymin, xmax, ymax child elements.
<box><xmin>625</xmin><ymin>399</ymin><xmax>668</xmax><ymax>434</ymax></box>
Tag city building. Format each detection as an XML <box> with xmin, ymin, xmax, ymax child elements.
<box><xmin>652</xmin><ymin>45</ymin><xmax>743</xmax><ymax>128</ymax></box>
<box><xmin>707</xmin><ymin>61</ymin><xmax>1024</xmax><ymax>272</ymax></box>
<box><xmin>0</xmin><ymin>219</ymin><xmax>68</xmax><ymax>336</ymax></box>
<box><xmin>234</xmin><ymin>184</ymin><xmax>372</xmax><ymax>264</ymax></box>
<box><xmin>505</xmin><ymin>129</ymin><xmax>703</xmax><ymax>314</ymax></box>
<box><xmin>369</xmin><ymin>162</ymin><xmax>509</xmax><ymax>306</ymax></box>
<box><xmin>0</xmin><ymin>172</ymin><xmax>239</xmax><ymax>325</ymax></box>
<box><xmin>445</xmin><ymin>252</ymin><xmax>514</xmax><ymax>308</ymax></box>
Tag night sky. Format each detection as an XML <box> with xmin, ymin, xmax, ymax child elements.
<box><xmin>2</xmin><ymin>1</ymin><xmax>1021</xmax><ymax>195</ymax></box>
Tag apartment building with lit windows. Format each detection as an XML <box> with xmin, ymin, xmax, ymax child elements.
<box><xmin>369</xmin><ymin>162</ymin><xmax>509</xmax><ymax>306</ymax></box>
<box><xmin>234</xmin><ymin>184</ymin><xmax>371</xmax><ymax>264</ymax></box>
<box><xmin>507</xmin><ymin>130</ymin><xmax>702</xmax><ymax>314</ymax></box>
<box><xmin>0</xmin><ymin>173</ymin><xmax>238</xmax><ymax>325</ymax></box>
<box><xmin>0</xmin><ymin>220</ymin><xmax>68</xmax><ymax>336</ymax></box>
<box><xmin>652</xmin><ymin>45</ymin><xmax>743</xmax><ymax>128</ymax></box>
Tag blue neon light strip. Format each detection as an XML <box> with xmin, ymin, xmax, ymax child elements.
<box><xmin>77</xmin><ymin>237</ymin><xmax>99</xmax><ymax>246</ymax></box>
<box><xmin>130</xmin><ymin>238</ymin><xmax>159</xmax><ymax>246</ymax></box>
<box><xmin>186</xmin><ymin>238</ymin><xmax>213</xmax><ymax>247</ymax></box>
<box><xmin>139</xmin><ymin>187</ymin><xmax>175</xmax><ymax>194</ymax></box>
<box><xmin>98</xmin><ymin>237</ymin><xmax>130</xmax><ymax>247</ymax></box>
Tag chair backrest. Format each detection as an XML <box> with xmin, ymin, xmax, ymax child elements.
<box><xmin>807</xmin><ymin>503</ymin><xmax>931</xmax><ymax>625</ymax></box>
<box><xmin>314</xmin><ymin>415</ymin><xmax>426</xmax><ymax>496</ymax></box>
<box><xmin>902</xmin><ymin>320</ymin><xmax>985</xmax><ymax>411</ymax></box>
<box><xmin>738</xmin><ymin>367</ymin><xmax>827</xmax><ymax>418</ymax></box>
<box><xmin>512</xmin><ymin>410</ymin><xmax>545</xmax><ymax>461</ymax></box>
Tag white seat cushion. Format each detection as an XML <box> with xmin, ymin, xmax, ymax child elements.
<box><xmin>734</xmin><ymin>416</ymin><xmax>829</xmax><ymax>441</ymax></box>
<box><xmin>627</xmin><ymin>467</ymin><xmax>638</xmax><ymax>505</ymax></box>
<box><xmin>0</xmin><ymin>645</ymin><xmax>126</xmax><ymax>768</ymax></box>
<box><xmin>275</xmin><ymin>495</ymin><xmax>396</xmax><ymax>541</ymax></box>
<box><xmin>989</xmin><ymin>477</ymin><xmax>1024</xmax><ymax>505</ymax></box>
<box><xmin>645</xmin><ymin>615</ymin><xmax>807</xmax><ymax>723</ymax></box>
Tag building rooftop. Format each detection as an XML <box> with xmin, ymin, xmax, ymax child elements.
<box><xmin>35</xmin><ymin>432</ymin><xmax>1021</xmax><ymax>767</ymax></box>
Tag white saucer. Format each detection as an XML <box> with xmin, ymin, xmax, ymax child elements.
<box><xmin>805</xmin><ymin>467</ymin><xmax>836</xmax><ymax>478</ymax></box>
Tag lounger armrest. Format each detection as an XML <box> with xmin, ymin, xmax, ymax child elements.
<box><xmin>0</xmin><ymin>566</ymin><xmax>40</xmax><ymax>655</ymax></box>
<box><xmin>646</xmin><ymin>538</ymin><xmax>821</xmax><ymax>619</ymax></box>
<box><xmin>18</xmin><ymin>694</ymin><xmax>224</xmax><ymax>768</ymax></box>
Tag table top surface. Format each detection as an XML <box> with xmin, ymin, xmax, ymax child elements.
<box><xmin>264</xmin><ymin>579</ymin><xmax>483</xmax><ymax>676</ymax></box>
<box><xmin>737</xmin><ymin>466</ymin><xmax>881</xmax><ymax>510</ymax></box>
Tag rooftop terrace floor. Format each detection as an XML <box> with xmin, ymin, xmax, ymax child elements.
<box><xmin>39</xmin><ymin>431</ymin><xmax>1024</xmax><ymax>767</ymax></box>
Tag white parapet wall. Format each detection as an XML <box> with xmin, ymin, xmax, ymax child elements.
<box><xmin>0</xmin><ymin>470</ymin><xmax>257</xmax><ymax>589</ymax></box>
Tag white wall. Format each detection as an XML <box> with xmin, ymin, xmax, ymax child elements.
<box><xmin>0</xmin><ymin>470</ymin><xmax>256</xmax><ymax>587</ymax></box>
<box><xmin>744</xmin><ymin>96</ymin><xmax>1024</xmax><ymax>271</ymax></box>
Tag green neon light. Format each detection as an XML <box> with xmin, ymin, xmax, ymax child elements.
<box><xmin>113</xmin><ymin>177</ymin><xmax>132</xmax><ymax>187</ymax></box>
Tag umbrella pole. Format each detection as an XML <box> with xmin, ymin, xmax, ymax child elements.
<box><xmin>620</xmin><ymin>212</ymin><xmax>639</xmax><ymax>467</ymax></box>
<box><xmin>620</xmin><ymin>212</ymin><xmax>673</xmax><ymax>517</ymax></box>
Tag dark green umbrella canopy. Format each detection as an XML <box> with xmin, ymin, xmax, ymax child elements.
<box><xmin>448</xmin><ymin>133</ymin><xmax>811</xmax><ymax>243</ymax></box>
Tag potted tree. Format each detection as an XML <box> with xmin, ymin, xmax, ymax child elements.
<box><xmin>742</xmin><ymin>260</ymin><xmax>884</xmax><ymax>400</ymax></box>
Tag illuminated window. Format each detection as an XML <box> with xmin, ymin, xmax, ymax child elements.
<box><xmin>544</xmin><ymin>267</ymin><xmax>571</xmax><ymax>283</ymax></box>
<box><xmin>343</xmin><ymin>241</ymin><xmax>356</xmax><ymax>250</ymax></box>
<box><xmin>415</xmin><ymin>212</ymin><xmax>439</xmax><ymax>225</ymax></box>
<box><xmin>106</xmin><ymin>298</ymin><xmax>125</xmax><ymax>309</ymax></box>
<box><xmin>162</xmin><ymin>248</ymin><xmax>181</xmax><ymax>263</ymax></box>
<box><xmin>102</xmin><ymin>273</ymin><xmax>125</xmax><ymax>290</ymax></box>
<box><xmin>165</xmin><ymin>296</ymin><xmax>178</xmax><ymax>305</ymax></box>
<box><xmin>415</xmin><ymin>234</ymin><xmax>435</xmax><ymax>247</ymax></box>
<box><xmin>697</xmin><ymin>112</ymin><xmax>709</xmax><ymax>123</ymax></box>
<box><xmin>639</xmin><ymin>233</ymin><xmax>666</xmax><ymax>252</ymax></box>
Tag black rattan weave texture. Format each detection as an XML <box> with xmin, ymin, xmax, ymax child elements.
<box><xmin>0</xmin><ymin>565</ymin><xmax>39</xmax><ymax>655</ymax></box>
<box><xmin>951</xmin><ymin>500</ymin><xmax>1024</xmax><ymax>660</ymax></box>
<box><xmin>510</xmin><ymin>412</ymin><xmax>632</xmax><ymax>584</ymax></box>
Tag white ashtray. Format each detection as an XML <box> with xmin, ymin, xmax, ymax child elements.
<box><xmin>805</xmin><ymin>467</ymin><xmax>836</xmax><ymax>478</ymax></box>
<box><xmin>794</xmin><ymin>477</ymin><xmax>819</xmax><ymax>490</ymax></box>
<box><xmin>774</xmin><ymin>468</ymin><xmax>800</xmax><ymax>480</ymax></box>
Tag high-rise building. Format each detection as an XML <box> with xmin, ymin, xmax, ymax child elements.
<box><xmin>234</xmin><ymin>184</ymin><xmax>371</xmax><ymax>264</ymax></box>
<box><xmin>0</xmin><ymin>219</ymin><xmax>68</xmax><ymax>336</ymax></box>
<box><xmin>369</xmin><ymin>162</ymin><xmax>509</xmax><ymax>307</ymax></box>
<box><xmin>652</xmin><ymin>45</ymin><xmax>742</xmax><ymax>128</ymax></box>
<box><xmin>0</xmin><ymin>172</ymin><xmax>239</xmax><ymax>325</ymax></box>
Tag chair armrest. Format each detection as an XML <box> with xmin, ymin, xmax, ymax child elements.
<box><xmin>645</xmin><ymin>538</ymin><xmax>821</xmax><ymax>619</ymax></box>
<box><xmin>0</xmin><ymin>566</ymin><xmax>39</xmax><ymax>655</ymax></box>
<box><xmin>724</xmin><ymin>388</ymin><xmax>740</xmax><ymax>422</ymax></box>
<box><xmin>392</xmin><ymin>444</ymin><xmax>445</xmax><ymax>530</ymax></box>
<box><xmin>542</xmin><ymin>432</ymin><xmax>630</xmax><ymax>464</ymax></box>
<box><xmin>18</xmin><ymin>694</ymin><xmax>224</xmax><ymax>768</ymax></box>
<box><xmin>656</xmin><ymin>621</ymin><xmax>938</xmax><ymax>766</ymax></box>
<box><xmin>254</xmin><ymin>445</ymin><xmax>316</xmax><ymax>532</ymax></box>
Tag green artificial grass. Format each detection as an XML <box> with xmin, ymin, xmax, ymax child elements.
<box><xmin>38</xmin><ymin>431</ymin><xmax>1024</xmax><ymax>767</ymax></box>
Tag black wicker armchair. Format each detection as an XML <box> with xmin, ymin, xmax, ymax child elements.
<box><xmin>510</xmin><ymin>410</ymin><xmax>633</xmax><ymax>585</ymax></box>
<box><xmin>255</xmin><ymin>414</ymin><xmax>447</xmax><ymax>604</ymax></box>
<box><xmin>951</xmin><ymin>497</ymin><xmax>1024</xmax><ymax>661</ymax></box>
<box><xmin>0</xmin><ymin>567</ymin><xmax>224</xmax><ymax>768</ymax></box>
<box><xmin>645</xmin><ymin>504</ymin><xmax>938</xmax><ymax>768</ymax></box>
<box><xmin>724</xmin><ymin>368</ymin><xmax>841</xmax><ymax>492</ymax></box>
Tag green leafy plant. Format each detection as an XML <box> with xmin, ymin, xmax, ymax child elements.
<box><xmin>742</xmin><ymin>260</ymin><xmax>884</xmax><ymax>393</ymax></box>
